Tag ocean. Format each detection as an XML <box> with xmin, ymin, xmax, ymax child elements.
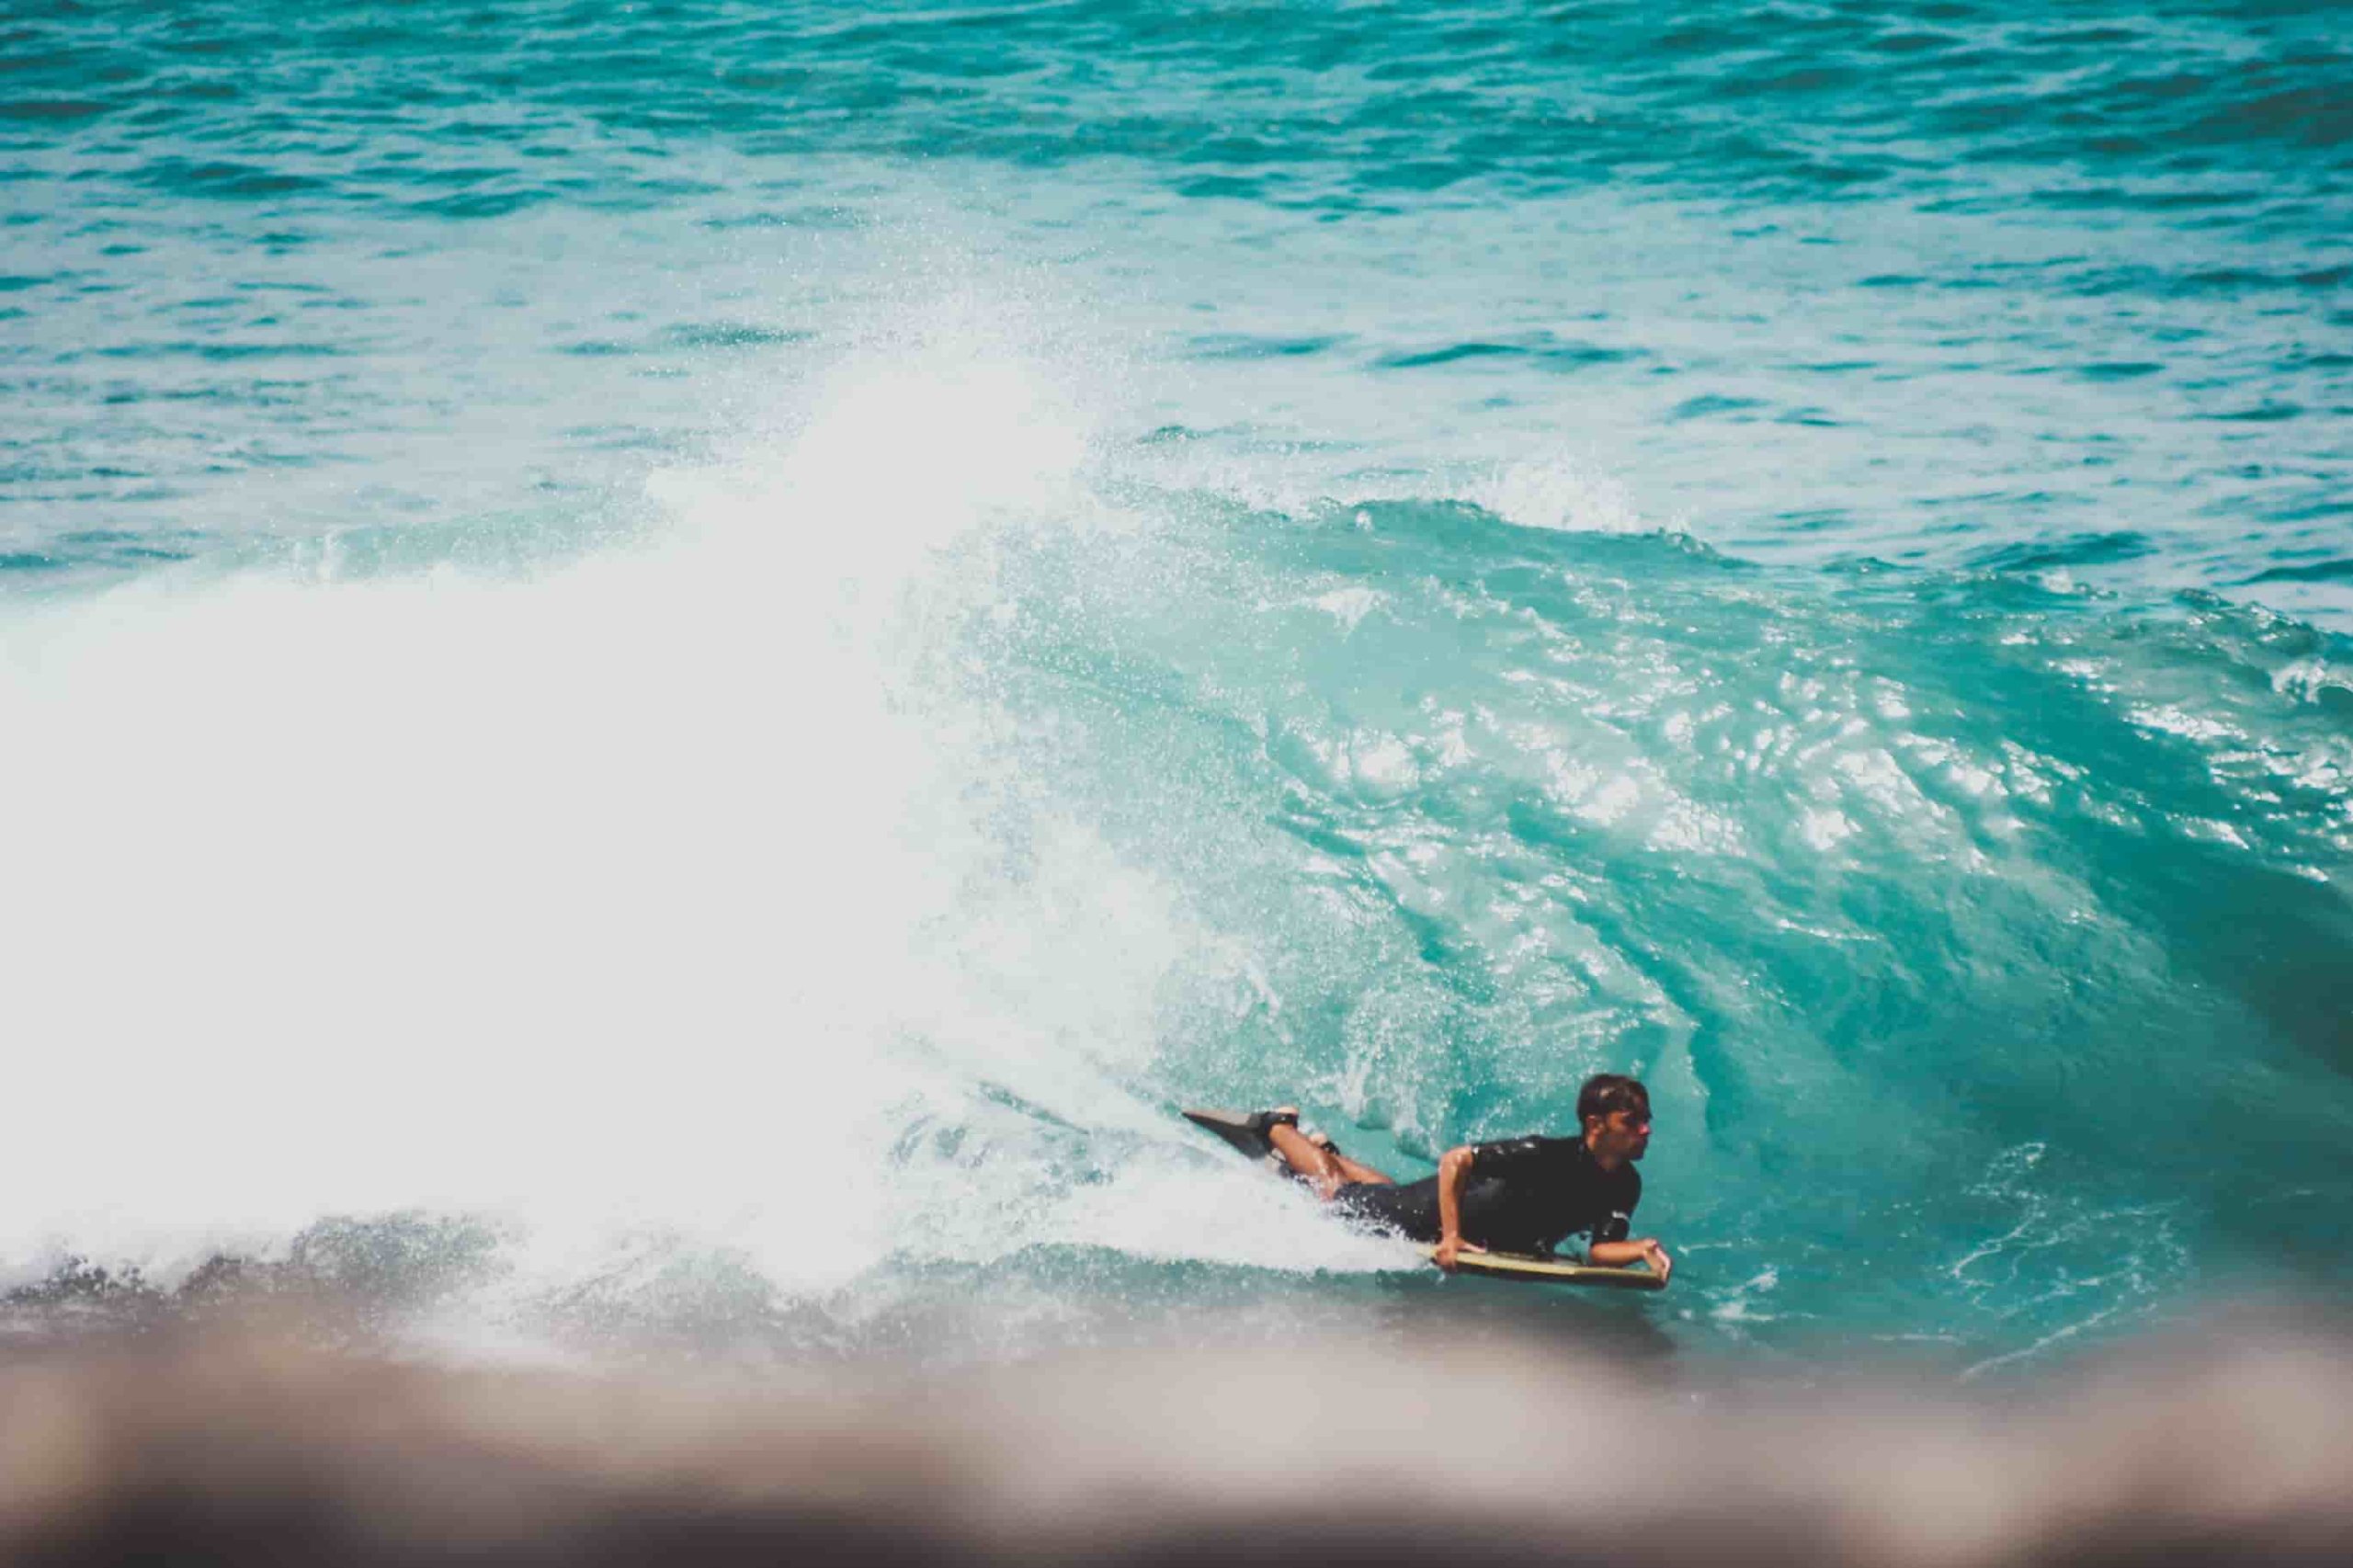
<box><xmin>3</xmin><ymin>0</ymin><xmax>2347</xmax><ymax>1376</ymax></box>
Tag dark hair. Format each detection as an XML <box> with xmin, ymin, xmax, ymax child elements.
<box><xmin>1576</xmin><ymin>1073</ymin><xmax>1650</xmax><ymax>1127</ymax></box>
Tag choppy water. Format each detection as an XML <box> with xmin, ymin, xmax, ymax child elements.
<box><xmin>3</xmin><ymin>1</ymin><xmax>2348</xmax><ymax>1371</ymax></box>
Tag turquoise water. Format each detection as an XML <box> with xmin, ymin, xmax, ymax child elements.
<box><xmin>2</xmin><ymin>2</ymin><xmax>2347</xmax><ymax>1369</ymax></box>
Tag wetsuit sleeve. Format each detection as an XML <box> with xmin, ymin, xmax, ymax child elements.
<box><xmin>1590</xmin><ymin>1167</ymin><xmax>1641</xmax><ymax>1244</ymax></box>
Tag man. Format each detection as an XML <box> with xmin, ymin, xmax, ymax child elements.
<box><xmin>1259</xmin><ymin>1073</ymin><xmax>1671</xmax><ymax>1281</ymax></box>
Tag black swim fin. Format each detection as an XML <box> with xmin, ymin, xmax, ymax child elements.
<box><xmin>1182</xmin><ymin>1107</ymin><xmax>1302</xmax><ymax>1180</ymax></box>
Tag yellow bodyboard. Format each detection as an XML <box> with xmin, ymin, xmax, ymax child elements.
<box><xmin>1435</xmin><ymin>1247</ymin><xmax>1665</xmax><ymax>1290</ymax></box>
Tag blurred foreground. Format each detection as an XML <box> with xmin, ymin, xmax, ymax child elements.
<box><xmin>3</xmin><ymin>1308</ymin><xmax>2349</xmax><ymax>1568</ymax></box>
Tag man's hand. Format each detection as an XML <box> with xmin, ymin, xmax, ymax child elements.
<box><xmin>1431</xmin><ymin>1234</ymin><xmax>1488</xmax><ymax>1273</ymax></box>
<box><xmin>1588</xmin><ymin>1236</ymin><xmax>1673</xmax><ymax>1283</ymax></box>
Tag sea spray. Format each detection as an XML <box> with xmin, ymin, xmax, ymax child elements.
<box><xmin>0</xmin><ymin>322</ymin><xmax>1393</xmax><ymax>1334</ymax></box>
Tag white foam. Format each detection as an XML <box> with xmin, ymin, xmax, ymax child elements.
<box><xmin>1471</xmin><ymin>455</ymin><xmax>1648</xmax><ymax>536</ymax></box>
<box><xmin>0</xmin><ymin>312</ymin><xmax>1261</xmax><ymax>1310</ymax></box>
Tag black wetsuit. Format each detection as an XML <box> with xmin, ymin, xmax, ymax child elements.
<box><xmin>1333</xmin><ymin>1136</ymin><xmax>1639</xmax><ymax>1256</ymax></box>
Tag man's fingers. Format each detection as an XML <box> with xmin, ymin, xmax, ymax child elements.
<box><xmin>1461</xmin><ymin>1241</ymin><xmax>1488</xmax><ymax>1254</ymax></box>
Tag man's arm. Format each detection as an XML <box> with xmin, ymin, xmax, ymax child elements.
<box><xmin>1430</xmin><ymin>1145</ymin><xmax>1486</xmax><ymax>1271</ymax></box>
<box><xmin>1587</xmin><ymin>1237</ymin><xmax>1673</xmax><ymax>1282</ymax></box>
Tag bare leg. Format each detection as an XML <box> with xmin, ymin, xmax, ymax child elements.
<box><xmin>1267</xmin><ymin>1120</ymin><xmax>1395</xmax><ymax>1200</ymax></box>
<box><xmin>1267</xmin><ymin>1122</ymin><xmax>1344</xmax><ymax>1199</ymax></box>
<box><xmin>1323</xmin><ymin>1145</ymin><xmax>1393</xmax><ymax>1187</ymax></box>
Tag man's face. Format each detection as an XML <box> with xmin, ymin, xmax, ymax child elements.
<box><xmin>1586</xmin><ymin>1106</ymin><xmax>1652</xmax><ymax>1164</ymax></box>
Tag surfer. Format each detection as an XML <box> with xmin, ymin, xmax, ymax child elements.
<box><xmin>1258</xmin><ymin>1074</ymin><xmax>1670</xmax><ymax>1281</ymax></box>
